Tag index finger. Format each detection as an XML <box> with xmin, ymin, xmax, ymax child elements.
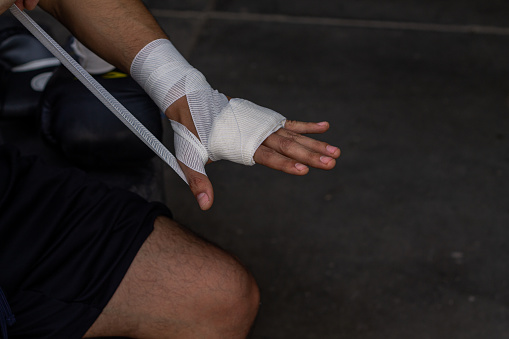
<box><xmin>283</xmin><ymin>120</ymin><xmax>330</xmax><ymax>134</ymax></box>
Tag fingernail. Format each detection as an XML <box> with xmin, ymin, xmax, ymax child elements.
<box><xmin>295</xmin><ymin>163</ymin><xmax>308</xmax><ymax>171</ymax></box>
<box><xmin>317</xmin><ymin>121</ymin><xmax>328</xmax><ymax>127</ymax></box>
<box><xmin>326</xmin><ymin>145</ymin><xmax>339</xmax><ymax>154</ymax></box>
<box><xmin>320</xmin><ymin>156</ymin><xmax>333</xmax><ymax>164</ymax></box>
<box><xmin>197</xmin><ymin>192</ymin><xmax>209</xmax><ymax>208</ymax></box>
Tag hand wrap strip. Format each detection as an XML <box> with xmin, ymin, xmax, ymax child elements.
<box><xmin>130</xmin><ymin>39</ymin><xmax>286</xmax><ymax>175</ymax></box>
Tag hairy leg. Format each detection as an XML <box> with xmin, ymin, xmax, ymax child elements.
<box><xmin>84</xmin><ymin>216</ymin><xmax>260</xmax><ymax>338</ymax></box>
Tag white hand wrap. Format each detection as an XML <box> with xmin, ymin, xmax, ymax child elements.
<box><xmin>130</xmin><ymin>39</ymin><xmax>286</xmax><ymax>175</ymax></box>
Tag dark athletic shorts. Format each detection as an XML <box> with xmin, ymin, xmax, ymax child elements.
<box><xmin>0</xmin><ymin>145</ymin><xmax>172</xmax><ymax>338</ymax></box>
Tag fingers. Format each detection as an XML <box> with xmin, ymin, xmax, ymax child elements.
<box><xmin>275</xmin><ymin>128</ymin><xmax>341</xmax><ymax>160</ymax></box>
<box><xmin>262</xmin><ymin>133</ymin><xmax>336</xmax><ymax>170</ymax></box>
<box><xmin>260</xmin><ymin>127</ymin><xmax>339</xmax><ymax>167</ymax></box>
<box><xmin>254</xmin><ymin>120</ymin><xmax>340</xmax><ymax>175</ymax></box>
<box><xmin>253</xmin><ymin>145</ymin><xmax>310</xmax><ymax>175</ymax></box>
<box><xmin>177</xmin><ymin>160</ymin><xmax>214</xmax><ymax>211</ymax></box>
<box><xmin>24</xmin><ymin>0</ymin><xmax>39</xmax><ymax>10</ymax></box>
<box><xmin>8</xmin><ymin>0</ymin><xmax>37</xmax><ymax>11</ymax></box>
<box><xmin>284</xmin><ymin>120</ymin><xmax>330</xmax><ymax>134</ymax></box>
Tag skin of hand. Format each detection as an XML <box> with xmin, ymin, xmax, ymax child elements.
<box><xmin>166</xmin><ymin>97</ymin><xmax>340</xmax><ymax>210</ymax></box>
<box><xmin>38</xmin><ymin>0</ymin><xmax>340</xmax><ymax>210</ymax></box>
<box><xmin>0</xmin><ymin>0</ymin><xmax>38</xmax><ymax>14</ymax></box>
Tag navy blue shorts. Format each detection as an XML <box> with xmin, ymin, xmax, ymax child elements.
<box><xmin>0</xmin><ymin>145</ymin><xmax>172</xmax><ymax>338</ymax></box>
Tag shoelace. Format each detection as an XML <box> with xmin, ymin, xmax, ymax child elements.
<box><xmin>0</xmin><ymin>288</ymin><xmax>15</xmax><ymax>339</ymax></box>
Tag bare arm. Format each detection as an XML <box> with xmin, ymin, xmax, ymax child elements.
<box><xmin>38</xmin><ymin>0</ymin><xmax>166</xmax><ymax>72</ymax></box>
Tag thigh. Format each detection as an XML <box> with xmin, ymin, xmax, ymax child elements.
<box><xmin>85</xmin><ymin>216</ymin><xmax>259</xmax><ymax>339</ymax></box>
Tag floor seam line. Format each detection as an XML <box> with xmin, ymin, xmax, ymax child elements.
<box><xmin>150</xmin><ymin>9</ymin><xmax>509</xmax><ymax>36</ymax></box>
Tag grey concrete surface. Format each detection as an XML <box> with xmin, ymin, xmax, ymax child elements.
<box><xmin>214</xmin><ymin>0</ymin><xmax>509</xmax><ymax>27</ymax></box>
<box><xmin>2</xmin><ymin>1</ymin><xmax>509</xmax><ymax>338</ymax></box>
<box><xmin>150</xmin><ymin>1</ymin><xmax>509</xmax><ymax>338</ymax></box>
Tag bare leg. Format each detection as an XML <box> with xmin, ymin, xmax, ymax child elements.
<box><xmin>84</xmin><ymin>216</ymin><xmax>260</xmax><ymax>338</ymax></box>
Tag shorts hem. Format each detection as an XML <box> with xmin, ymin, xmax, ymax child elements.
<box><xmin>75</xmin><ymin>206</ymin><xmax>171</xmax><ymax>338</ymax></box>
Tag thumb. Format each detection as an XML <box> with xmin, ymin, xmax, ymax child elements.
<box><xmin>178</xmin><ymin>160</ymin><xmax>214</xmax><ymax>210</ymax></box>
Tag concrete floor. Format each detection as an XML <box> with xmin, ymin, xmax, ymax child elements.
<box><xmin>151</xmin><ymin>2</ymin><xmax>509</xmax><ymax>338</ymax></box>
<box><xmin>3</xmin><ymin>1</ymin><xmax>509</xmax><ymax>338</ymax></box>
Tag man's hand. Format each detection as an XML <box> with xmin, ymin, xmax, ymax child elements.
<box><xmin>167</xmin><ymin>98</ymin><xmax>340</xmax><ymax>211</ymax></box>
<box><xmin>254</xmin><ymin>120</ymin><xmax>340</xmax><ymax>174</ymax></box>
<box><xmin>0</xmin><ymin>0</ymin><xmax>38</xmax><ymax>14</ymax></box>
<box><xmin>35</xmin><ymin>0</ymin><xmax>340</xmax><ymax>211</ymax></box>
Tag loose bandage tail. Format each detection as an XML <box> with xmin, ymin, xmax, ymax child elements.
<box><xmin>131</xmin><ymin>39</ymin><xmax>286</xmax><ymax>176</ymax></box>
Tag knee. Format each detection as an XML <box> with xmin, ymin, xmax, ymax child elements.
<box><xmin>201</xmin><ymin>253</ymin><xmax>260</xmax><ymax>336</ymax></box>
<box><xmin>146</xmin><ymin>218</ymin><xmax>260</xmax><ymax>337</ymax></box>
<box><xmin>229</xmin><ymin>264</ymin><xmax>260</xmax><ymax>328</ymax></box>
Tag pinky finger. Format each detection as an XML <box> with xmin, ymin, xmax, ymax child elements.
<box><xmin>254</xmin><ymin>145</ymin><xmax>309</xmax><ymax>175</ymax></box>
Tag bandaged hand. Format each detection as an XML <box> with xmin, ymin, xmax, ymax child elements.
<box><xmin>131</xmin><ymin>39</ymin><xmax>340</xmax><ymax>210</ymax></box>
<box><xmin>168</xmin><ymin>100</ymin><xmax>340</xmax><ymax>210</ymax></box>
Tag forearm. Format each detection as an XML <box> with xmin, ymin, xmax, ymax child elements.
<box><xmin>38</xmin><ymin>0</ymin><xmax>167</xmax><ymax>72</ymax></box>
